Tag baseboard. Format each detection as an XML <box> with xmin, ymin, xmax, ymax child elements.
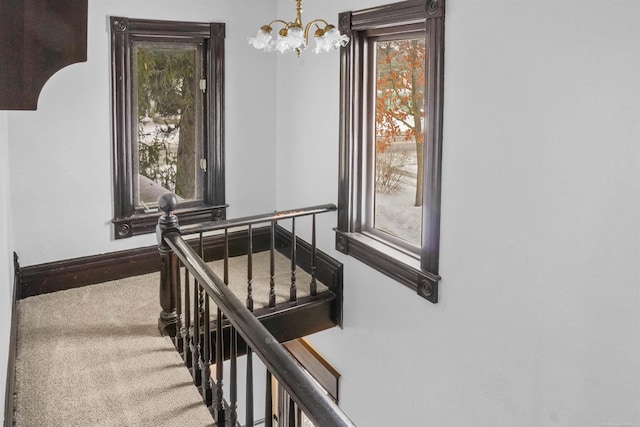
<box><xmin>4</xmin><ymin>253</ymin><xmax>19</xmax><ymax>427</ymax></box>
<box><xmin>18</xmin><ymin>227</ymin><xmax>272</xmax><ymax>299</ymax></box>
<box><xmin>18</xmin><ymin>245</ymin><xmax>160</xmax><ymax>299</ymax></box>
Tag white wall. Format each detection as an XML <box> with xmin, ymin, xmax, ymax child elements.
<box><xmin>276</xmin><ymin>1</ymin><xmax>640</xmax><ymax>426</ymax></box>
<box><xmin>0</xmin><ymin>111</ymin><xmax>14</xmax><ymax>424</ymax></box>
<box><xmin>4</xmin><ymin>0</ymin><xmax>640</xmax><ymax>425</ymax></box>
<box><xmin>7</xmin><ymin>0</ymin><xmax>278</xmax><ymax>266</ymax></box>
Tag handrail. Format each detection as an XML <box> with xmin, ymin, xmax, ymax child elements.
<box><xmin>179</xmin><ymin>203</ymin><xmax>337</xmax><ymax>235</ymax></box>
<box><xmin>163</xmin><ymin>231</ymin><xmax>355</xmax><ymax>427</ymax></box>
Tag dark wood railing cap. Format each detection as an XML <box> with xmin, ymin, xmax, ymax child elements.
<box><xmin>180</xmin><ymin>203</ymin><xmax>337</xmax><ymax>235</ymax></box>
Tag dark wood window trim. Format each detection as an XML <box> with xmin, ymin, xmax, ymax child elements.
<box><xmin>110</xmin><ymin>17</ymin><xmax>227</xmax><ymax>239</ymax></box>
<box><xmin>335</xmin><ymin>0</ymin><xmax>445</xmax><ymax>303</ymax></box>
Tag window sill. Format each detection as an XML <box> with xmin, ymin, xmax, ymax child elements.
<box><xmin>112</xmin><ymin>204</ymin><xmax>227</xmax><ymax>239</ymax></box>
<box><xmin>334</xmin><ymin>229</ymin><xmax>440</xmax><ymax>303</ymax></box>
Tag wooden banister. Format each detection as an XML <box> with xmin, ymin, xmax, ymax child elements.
<box><xmin>156</xmin><ymin>194</ymin><xmax>353</xmax><ymax>426</ymax></box>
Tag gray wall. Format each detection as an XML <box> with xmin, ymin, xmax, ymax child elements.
<box><xmin>7</xmin><ymin>0</ymin><xmax>279</xmax><ymax>266</ymax></box>
<box><xmin>2</xmin><ymin>0</ymin><xmax>640</xmax><ymax>426</ymax></box>
<box><xmin>275</xmin><ymin>1</ymin><xmax>640</xmax><ymax>426</ymax></box>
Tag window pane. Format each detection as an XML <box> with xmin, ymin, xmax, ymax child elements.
<box><xmin>134</xmin><ymin>43</ymin><xmax>203</xmax><ymax>208</ymax></box>
<box><xmin>374</xmin><ymin>38</ymin><xmax>425</xmax><ymax>247</ymax></box>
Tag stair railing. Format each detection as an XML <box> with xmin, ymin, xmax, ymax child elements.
<box><xmin>156</xmin><ymin>194</ymin><xmax>354</xmax><ymax>427</ymax></box>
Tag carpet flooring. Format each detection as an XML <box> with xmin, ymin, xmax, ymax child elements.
<box><xmin>12</xmin><ymin>251</ymin><xmax>324</xmax><ymax>427</ymax></box>
<box><xmin>14</xmin><ymin>272</ymin><xmax>215</xmax><ymax>427</ymax></box>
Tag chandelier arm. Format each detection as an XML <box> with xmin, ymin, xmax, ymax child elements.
<box><xmin>303</xmin><ymin>19</ymin><xmax>330</xmax><ymax>40</ymax></box>
<box><xmin>267</xmin><ymin>19</ymin><xmax>292</xmax><ymax>30</ymax></box>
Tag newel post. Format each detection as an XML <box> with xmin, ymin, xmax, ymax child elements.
<box><xmin>157</xmin><ymin>193</ymin><xmax>180</xmax><ymax>336</ymax></box>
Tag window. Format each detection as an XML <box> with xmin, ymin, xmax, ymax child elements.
<box><xmin>110</xmin><ymin>17</ymin><xmax>226</xmax><ymax>239</ymax></box>
<box><xmin>335</xmin><ymin>0</ymin><xmax>445</xmax><ymax>302</ymax></box>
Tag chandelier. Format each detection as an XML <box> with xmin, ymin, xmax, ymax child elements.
<box><xmin>248</xmin><ymin>0</ymin><xmax>349</xmax><ymax>55</ymax></box>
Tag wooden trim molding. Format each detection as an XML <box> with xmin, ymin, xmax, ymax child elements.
<box><xmin>19</xmin><ymin>246</ymin><xmax>160</xmax><ymax>299</ymax></box>
<box><xmin>335</xmin><ymin>229</ymin><xmax>439</xmax><ymax>303</ymax></box>
<box><xmin>0</xmin><ymin>0</ymin><xmax>88</xmax><ymax>110</ymax></box>
<box><xmin>4</xmin><ymin>253</ymin><xmax>20</xmax><ymax>427</ymax></box>
<box><xmin>18</xmin><ymin>227</ymin><xmax>272</xmax><ymax>299</ymax></box>
<box><xmin>112</xmin><ymin>205</ymin><xmax>228</xmax><ymax>239</ymax></box>
<box><xmin>284</xmin><ymin>339</ymin><xmax>341</xmax><ymax>402</ymax></box>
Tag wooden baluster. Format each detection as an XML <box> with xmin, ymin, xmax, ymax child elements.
<box><xmin>269</xmin><ymin>220</ymin><xmax>276</xmax><ymax>308</ymax></box>
<box><xmin>290</xmin><ymin>217</ymin><xmax>297</xmax><ymax>302</ymax></box>
<box><xmin>265</xmin><ymin>371</ymin><xmax>273</xmax><ymax>427</ymax></box>
<box><xmin>214</xmin><ymin>307</ymin><xmax>225</xmax><ymax>423</ymax></box>
<box><xmin>199</xmin><ymin>233</ymin><xmax>211</xmax><ymax>401</ymax></box>
<box><xmin>247</xmin><ymin>225</ymin><xmax>254</xmax><ymax>312</ymax></box>
<box><xmin>246</xmin><ymin>348</ymin><xmax>254</xmax><ymax>427</ymax></box>
<box><xmin>224</xmin><ymin>228</ymin><xmax>229</xmax><ymax>287</ymax></box>
<box><xmin>199</xmin><ymin>281</ymin><xmax>205</xmax><ymax>334</ymax></box>
<box><xmin>184</xmin><ymin>269</ymin><xmax>192</xmax><ymax>369</ymax></box>
<box><xmin>226</xmin><ymin>230</ymin><xmax>238</xmax><ymax>427</ymax></box>
<box><xmin>229</xmin><ymin>326</ymin><xmax>238</xmax><ymax>427</ymax></box>
<box><xmin>173</xmin><ymin>255</ymin><xmax>183</xmax><ymax>353</ymax></box>
<box><xmin>203</xmin><ymin>292</ymin><xmax>213</xmax><ymax>406</ymax></box>
<box><xmin>192</xmin><ymin>277</ymin><xmax>202</xmax><ymax>387</ymax></box>
<box><xmin>212</xmin><ymin>228</ymin><xmax>227</xmax><ymax>421</ymax></box>
<box><xmin>199</xmin><ymin>234</ymin><xmax>206</xmax><ymax>325</ymax></box>
<box><xmin>288</xmin><ymin>396</ymin><xmax>296</xmax><ymax>427</ymax></box>
<box><xmin>310</xmin><ymin>214</ymin><xmax>318</xmax><ymax>296</ymax></box>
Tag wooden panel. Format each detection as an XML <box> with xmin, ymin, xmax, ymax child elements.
<box><xmin>284</xmin><ymin>339</ymin><xmax>340</xmax><ymax>402</ymax></box>
<box><xmin>211</xmin><ymin>293</ymin><xmax>339</xmax><ymax>360</ymax></box>
<box><xmin>256</xmin><ymin>293</ymin><xmax>338</xmax><ymax>343</ymax></box>
<box><xmin>0</xmin><ymin>0</ymin><xmax>88</xmax><ymax>110</ymax></box>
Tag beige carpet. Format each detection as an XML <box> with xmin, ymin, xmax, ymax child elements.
<box><xmin>13</xmin><ymin>251</ymin><xmax>325</xmax><ymax>427</ymax></box>
<box><xmin>14</xmin><ymin>272</ymin><xmax>216</xmax><ymax>427</ymax></box>
<box><xmin>208</xmin><ymin>250</ymin><xmax>326</xmax><ymax>310</ymax></box>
